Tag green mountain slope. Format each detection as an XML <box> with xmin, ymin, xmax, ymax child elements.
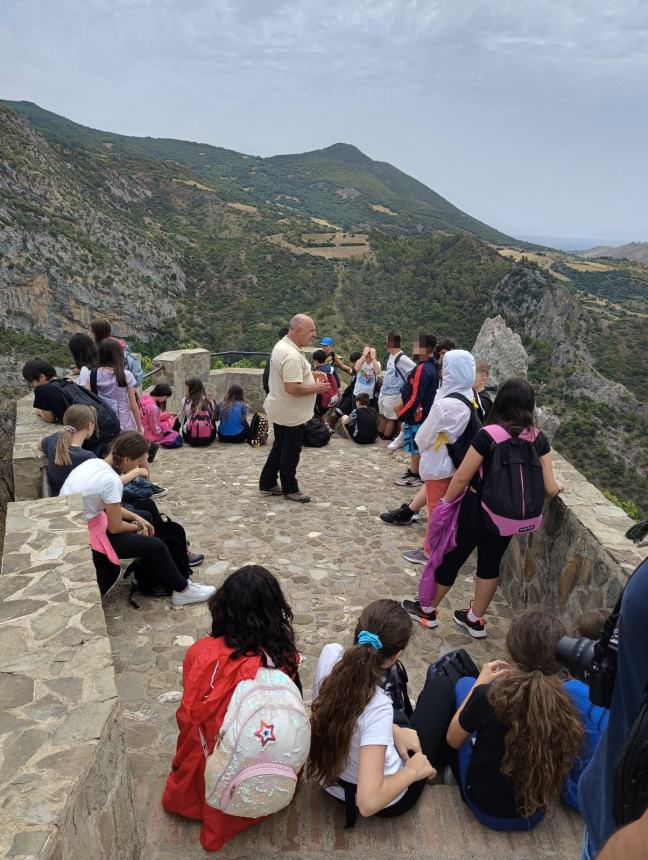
<box><xmin>3</xmin><ymin>100</ymin><xmax>514</xmax><ymax>244</ymax></box>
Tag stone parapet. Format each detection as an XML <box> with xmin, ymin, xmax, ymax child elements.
<box><xmin>0</xmin><ymin>495</ymin><xmax>138</xmax><ymax>860</ymax></box>
<box><xmin>12</xmin><ymin>395</ymin><xmax>47</xmax><ymax>502</ymax></box>
<box><xmin>207</xmin><ymin>367</ymin><xmax>266</xmax><ymax>412</ymax></box>
<box><xmin>151</xmin><ymin>348</ymin><xmax>211</xmax><ymax>413</ymax></box>
<box><xmin>501</xmin><ymin>451</ymin><xmax>645</xmax><ymax>626</ymax></box>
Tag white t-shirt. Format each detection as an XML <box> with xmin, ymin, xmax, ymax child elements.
<box><xmin>60</xmin><ymin>458</ymin><xmax>123</xmax><ymax>520</ymax></box>
<box><xmin>353</xmin><ymin>361</ymin><xmax>380</xmax><ymax>398</ymax></box>
<box><xmin>312</xmin><ymin>643</ymin><xmax>405</xmax><ymax>806</ymax></box>
<box><xmin>264</xmin><ymin>336</ymin><xmax>316</xmax><ymax>427</ymax></box>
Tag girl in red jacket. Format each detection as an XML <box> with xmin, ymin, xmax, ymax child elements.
<box><xmin>163</xmin><ymin>565</ymin><xmax>300</xmax><ymax>852</ymax></box>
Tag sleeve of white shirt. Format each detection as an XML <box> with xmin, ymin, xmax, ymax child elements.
<box><xmin>280</xmin><ymin>353</ymin><xmax>307</xmax><ymax>384</ymax></box>
<box><xmin>415</xmin><ymin>400</ymin><xmax>444</xmax><ymax>452</ymax></box>
<box><xmin>78</xmin><ymin>366</ymin><xmax>90</xmax><ymax>386</ymax></box>
<box><xmin>358</xmin><ymin>695</ymin><xmax>395</xmax><ymax>747</ymax></box>
<box><xmin>101</xmin><ymin>470</ymin><xmax>123</xmax><ymax>506</ymax></box>
<box><xmin>125</xmin><ymin>369</ymin><xmax>136</xmax><ymax>389</ymax></box>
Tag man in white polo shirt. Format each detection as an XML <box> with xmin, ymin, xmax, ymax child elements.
<box><xmin>259</xmin><ymin>314</ymin><xmax>330</xmax><ymax>503</ymax></box>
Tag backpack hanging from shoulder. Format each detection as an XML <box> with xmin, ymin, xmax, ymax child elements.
<box><xmin>56</xmin><ymin>379</ymin><xmax>120</xmax><ymax>444</ymax></box>
<box><xmin>318</xmin><ymin>373</ymin><xmax>340</xmax><ymax>411</ymax></box>
<box><xmin>203</xmin><ymin>663</ymin><xmax>310</xmax><ymax>817</ymax></box>
<box><xmin>246</xmin><ymin>412</ymin><xmax>269</xmax><ymax>447</ymax></box>
<box><xmin>479</xmin><ymin>425</ymin><xmax>545</xmax><ymax>536</ymax></box>
<box><xmin>184</xmin><ymin>402</ymin><xmax>216</xmax><ymax>446</ymax></box>
<box><xmin>445</xmin><ymin>392</ymin><xmax>484</xmax><ymax>469</ymax></box>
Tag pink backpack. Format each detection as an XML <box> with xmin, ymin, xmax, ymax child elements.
<box><xmin>183</xmin><ymin>402</ymin><xmax>216</xmax><ymax>446</ymax></box>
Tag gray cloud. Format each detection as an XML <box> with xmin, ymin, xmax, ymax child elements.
<box><xmin>1</xmin><ymin>0</ymin><xmax>647</xmax><ymax>239</ymax></box>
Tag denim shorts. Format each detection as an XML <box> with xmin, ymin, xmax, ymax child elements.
<box><xmin>403</xmin><ymin>422</ymin><xmax>422</xmax><ymax>455</ymax></box>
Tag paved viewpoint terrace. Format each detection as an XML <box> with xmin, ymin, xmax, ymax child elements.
<box><xmin>104</xmin><ymin>437</ymin><xmax>581</xmax><ymax>859</ymax></box>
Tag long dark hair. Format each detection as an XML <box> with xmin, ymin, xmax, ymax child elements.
<box><xmin>185</xmin><ymin>377</ymin><xmax>210</xmax><ymax>414</ymax></box>
<box><xmin>209</xmin><ymin>566</ymin><xmax>298</xmax><ymax>676</ymax></box>
<box><xmin>486</xmin><ymin>378</ymin><xmax>536</xmax><ymax>437</ymax></box>
<box><xmin>308</xmin><ymin>600</ymin><xmax>412</xmax><ymax>787</ymax></box>
<box><xmin>69</xmin><ymin>333</ymin><xmax>98</xmax><ymax>370</ymax></box>
<box><xmin>488</xmin><ymin>608</ymin><xmax>584</xmax><ymax>816</ymax></box>
<box><xmin>97</xmin><ymin>338</ymin><xmax>127</xmax><ymax>387</ymax></box>
<box><xmin>222</xmin><ymin>383</ymin><xmax>244</xmax><ymax>417</ymax></box>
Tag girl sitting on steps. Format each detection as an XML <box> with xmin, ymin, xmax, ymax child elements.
<box><xmin>309</xmin><ymin>599</ymin><xmax>452</xmax><ymax>823</ymax></box>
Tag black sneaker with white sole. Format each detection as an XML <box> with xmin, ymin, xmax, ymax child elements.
<box><xmin>149</xmin><ymin>484</ymin><xmax>168</xmax><ymax>499</ymax></box>
<box><xmin>380</xmin><ymin>503</ymin><xmax>420</xmax><ymax>525</ymax></box>
<box><xmin>187</xmin><ymin>551</ymin><xmax>205</xmax><ymax>567</ymax></box>
<box><xmin>401</xmin><ymin>599</ymin><xmax>438</xmax><ymax>629</ymax></box>
<box><xmin>453</xmin><ymin>608</ymin><xmax>487</xmax><ymax>638</ymax></box>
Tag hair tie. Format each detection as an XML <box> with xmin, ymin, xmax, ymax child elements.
<box><xmin>357</xmin><ymin>630</ymin><xmax>383</xmax><ymax>650</ymax></box>
<box><xmin>63</xmin><ymin>425</ymin><xmax>76</xmax><ymax>433</ymax></box>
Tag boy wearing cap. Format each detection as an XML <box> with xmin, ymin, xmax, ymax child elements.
<box><xmin>320</xmin><ymin>337</ymin><xmax>352</xmax><ymax>382</ymax></box>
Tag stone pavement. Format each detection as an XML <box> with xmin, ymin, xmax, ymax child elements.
<box><xmin>103</xmin><ymin>435</ymin><xmax>582</xmax><ymax>859</ymax></box>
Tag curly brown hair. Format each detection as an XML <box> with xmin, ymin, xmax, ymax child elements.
<box><xmin>307</xmin><ymin>600</ymin><xmax>412</xmax><ymax>787</ymax></box>
<box><xmin>488</xmin><ymin>607</ymin><xmax>584</xmax><ymax>816</ymax></box>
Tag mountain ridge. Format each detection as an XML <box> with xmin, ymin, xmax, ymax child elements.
<box><xmin>2</xmin><ymin>100</ymin><xmax>515</xmax><ymax>245</ymax></box>
<box><xmin>580</xmin><ymin>241</ymin><xmax>648</xmax><ymax>264</ymax></box>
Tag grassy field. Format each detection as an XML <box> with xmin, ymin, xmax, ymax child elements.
<box><xmin>370</xmin><ymin>203</ymin><xmax>398</xmax><ymax>215</ymax></box>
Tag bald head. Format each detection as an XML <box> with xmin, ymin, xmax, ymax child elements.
<box><xmin>287</xmin><ymin>314</ymin><xmax>317</xmax><ymax>347</ymax></box>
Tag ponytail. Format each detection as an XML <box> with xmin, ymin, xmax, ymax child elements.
<box><xmin>488</xmin><ymin>608</ymin><xmax>584</xmax><ymax>816</ymax></box>
<box><xmin>308</xmin><ymin>600</ymin><xmax>412</xmax><ymax>787</ymax></box>
<box><xmin>54</xmin><ymin>405</ymin><xmax>97</xmax><ymax>466</ymax></box>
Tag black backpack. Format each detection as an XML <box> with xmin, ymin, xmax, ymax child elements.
<box><xmin>246</xmin><ymin>412</ymin><xmax>269</xmax><ymax>447</ymax></box>
<box><xmin>426</xmin><ymin>648</ymin><xmax>479</xmax><ymax>687</ymax></box>
<box><xmin>55</xmin><ymin>379</ymin><xmax>120</xmax><ymax>444</ymax></box>
<box><xmin>445</xmin><ymin>392</ymin><xmax>484</xmax><ymax>468</ymax></box>
<box><xmin>124</xmin><ymin>514</ymin><xmax>192</xmax><ymax>605</ymax></box>
<box><xmin>303</xmin><ymin>417</ymin><xmax>330</xmax><ymax>447</ymax></box>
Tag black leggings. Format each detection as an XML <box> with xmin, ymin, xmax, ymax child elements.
<box><xmin>108</xmin><ymin>501</ymin><xmax>187</xmax><ymax>592</ymax></box>
<box><xmin>435</xmin><ymin>490</ymin><xmax>512</xmax><ymax>587</ymax></box>
<box><xmin>218</xmin><ymin>430</ymin><xmax>248</xmax><ymax>443</ymax></box>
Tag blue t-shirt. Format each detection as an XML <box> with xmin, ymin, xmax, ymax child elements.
<box><xmin>579</xmin><ymin>559</ymin><xmax>648</xmax><ymax>851</ymax></box>
<box><xmin>562</xmin><ymin>679</ymin><xmax>608</xmax><ymax>811</ymax></box>
<box><xmin>217</xmin><ymin>400</ymin><xmax>247</xmax><ymax>436</ymax></box>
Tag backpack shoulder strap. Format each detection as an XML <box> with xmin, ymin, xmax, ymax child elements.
<box><xmin>90</xmin><ymin>368</ymin><xmax>98</xmax><ymax>394</ymax></box>
<box><xmin>445</xmin><ymin>392</ymin><xmax>473</xmax><ymax>409</ymax></box>
<box><xmin>482</xmin><ymin>424</ymin><xmax>511</xmax><ymax>443</ymax></box>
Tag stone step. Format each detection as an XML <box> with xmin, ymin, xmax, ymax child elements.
<box><xmin>137</xmin><ymin>777</ymin><xmax>583</xmax><ymax>859</ymax></box>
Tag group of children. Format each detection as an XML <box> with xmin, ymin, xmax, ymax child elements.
<box><xmin>162</xmin><ymin>565</ymin><xmax>609</xmax><ymax>852</ymax></box>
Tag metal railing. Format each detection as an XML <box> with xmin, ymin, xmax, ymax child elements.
<box><xmin>141</xmin><ymin>365</ymin><xmax>163</xmax><ymax>381</ymax></box>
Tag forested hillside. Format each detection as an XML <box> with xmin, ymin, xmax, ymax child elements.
<box><xmin>1</xmin><ymin>99</ymin><xmax>647</xmax><ymax>516</ymax></box>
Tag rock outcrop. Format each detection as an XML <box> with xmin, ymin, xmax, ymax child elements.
<box><xmin>471</xmin><ymin>315</ymin><xmax>529</xmax><ymax>385</ymax></box>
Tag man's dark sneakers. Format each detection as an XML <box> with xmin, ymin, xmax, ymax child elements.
<box><xmin>453</xmin><ymin>608</ymin><xmax>487</xmax><ymax>638</ymax></box>
<box><xmin>285</xmin><ymin>491</ymin><xmax>311</xmax><ymax>503</ymax></box>
<box><xmin>259</xmin><ymin>485</ymin><xmax>283</xmax><ymax>495</ymax></box>
<box><xmin>380</xmin><ymin>503</ymin><xmax>421</xmax><ymax>525</ymax></box>
<box><xmin>401</xmin><ymin>599</ymin><xmax>438</xmax><ymax>629</ymax></box>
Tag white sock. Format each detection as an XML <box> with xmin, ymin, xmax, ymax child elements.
<box><xmin>421</xmin><ymin>605</ymin><xmax>434</xmax><ymax>614</ymax></box>
<box><xmin>467</xmin><ymin>608</ymin><xmax>482</xmax><ymax>623</ymax></box>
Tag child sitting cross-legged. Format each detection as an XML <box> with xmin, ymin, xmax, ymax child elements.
<box><xmin>215</xmin><ymin>384</ymin><xmax>249</xmax><ymax>443</ymax></box>
<box><xmin>309</xmin><ymin>600</ymin><xmax>452</xmax><ymax>824</ymax></box>
<box><xmin>340</xmin><ymin>392</ymin><xmax>378</xmax><ymax>444</ymax></box>
<box><xmin>446</xmin><ymin>608</ymin><xmax>584</xmax><ymax>831</ymax></box>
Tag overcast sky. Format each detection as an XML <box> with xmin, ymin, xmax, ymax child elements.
<box><xmin>2</xmin><ymin>0</ymin><xmax>647</xmax><ymax>243</ymax></box>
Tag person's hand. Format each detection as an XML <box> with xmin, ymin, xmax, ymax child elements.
<box><xmin>404</xmin><ymin>751</ymin><xmax>436</xmax><ymax>782</ymax></box>
<box><xmin>313</xmin><ymin>381</ymin><xmax>331</xmax><ymax>393</ymax></box>
<box><xmin>476</xmin><ymin>660</ymin><xmax>510</xmax><ymax>685</ymax></box>
<box><xmin>555</xmin><ymin>481</ymin><xmax>565</xmax><ymax>494</ymax></box>
<box><xmin>369</xmin><ymin>347</ymin><xmax>377</xmax><ymax>360</ymax></box>
<box><xmin>132</xmin><ymin>516</ymin><xmax>154</xmax><ymax>537</ymax></box>
<box><xmin>133</xmin><ymin>466</ymin><xmax>149</xmax><ymax>479</ymax></box>
<box><xmin>393</xmin><ymin>725</ymin><xmax>422</xmax><ymax>761</ymax></box>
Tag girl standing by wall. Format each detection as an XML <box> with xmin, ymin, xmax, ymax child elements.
<box><xmin>80</xmin><ymin>338</ymin><xmax>142</xmax><ymax>433</ymax></box>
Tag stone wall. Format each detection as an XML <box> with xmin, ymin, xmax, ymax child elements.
<box><xmin>501</xmin><ymin>452</ymin><xmax>645</xmax><ymax>627</ymax></box>
<box><xmin>152</xmin><ymin>348</ymin><xmax>210</xmax><ymax>413</ymax></box>
<box><xmin>207</xmin><ymin>367</ymin><xmax>266</xmax><ymax>412</ymax></box>
<box><xmin>0</xmin><ymin>495</ymin><xmax>138</xmax><ymax>859</ymax></box>
<box><xmin>12</xmin><ymin>395</ymin><xmax>47</xmax><ymax>502</ymax></box>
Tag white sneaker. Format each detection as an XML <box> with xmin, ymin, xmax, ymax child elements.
<box><xmin>388</xmin><ymin>432</ymin><xmax>404</xmax><ymax>451</ymax></box>
<box><xmin>172</xmin><ymin>581</ymin><xmax>216</xmax><ymax>606</ymax></box>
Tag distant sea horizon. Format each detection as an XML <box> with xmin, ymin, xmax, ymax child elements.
<box><xmin>516</xmin><ymin>235</ymin><xmax>631</xmax><ymax>251</ymax></box>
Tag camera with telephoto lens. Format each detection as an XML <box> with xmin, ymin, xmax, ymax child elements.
<box><xmin>556</xmin><ymin>519</ymin><xmax>648</xmax><ymax>709</ymax></box>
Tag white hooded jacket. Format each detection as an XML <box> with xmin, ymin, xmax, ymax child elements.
<box><xmin>415</xmin><ymin>350</ymin><xmax>477</xmax><ymax>481</ymax></box>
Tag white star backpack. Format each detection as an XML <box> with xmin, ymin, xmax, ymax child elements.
<box><xmin>203</xmin><ymin>663</ymin><xmax>311</xmax><ymax>817</ymax></box>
